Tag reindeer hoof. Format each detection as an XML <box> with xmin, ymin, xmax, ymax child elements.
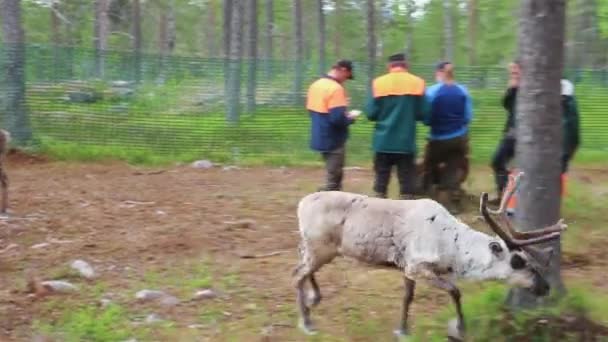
<box><xmin>298</xmin><ymin>320</ymin><xmax>317</xmax><ymax>335</ymax></box>
<box><xmin>447</xmin><ymin>318</ymin><xmax>465</xmax><ymax>341</ymax></box>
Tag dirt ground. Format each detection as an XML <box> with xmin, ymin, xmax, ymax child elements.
<box><xmin>0</xmin><ymin>152</ymin><xmax>607</xmax><ymax>341</ymax></box>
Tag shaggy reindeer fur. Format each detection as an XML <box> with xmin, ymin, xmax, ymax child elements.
<box><xmin>293</xmin><ymin>190</ymin><xmax>565</xmax><ymax>339</ymax></box>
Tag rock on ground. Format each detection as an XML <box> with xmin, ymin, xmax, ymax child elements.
<box><xmin>40</xmin><ymin>280</ymin><xmax>78</xmax><ymax>293</ymax></box>
<box><xmin>135</xmin><ymin>289</ymin><xmax>167</xmax><ymax>301</ymax></box>
<box><xmin>70</xmin><ymin>259</ymin><xmax>95</xmax><ymax>279</ymax></box>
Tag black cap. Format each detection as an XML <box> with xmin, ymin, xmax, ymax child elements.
<box><xmin>388</xmin><ymin>53</ymin><xmax>406</xmax><ymax>63</ymax></box>
<box><xmin>436</xmin><ymin>61</ymin><xmax>451</xmax><ymax>70</ymax></box>
<box><xmin>335</xmin><ymin>59</ymin><xmax>354</xmax><ymax>79</ymax></box>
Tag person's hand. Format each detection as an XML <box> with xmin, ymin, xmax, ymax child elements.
<box><xmin>347</xmin><ymin>109</ymin><xmax>361</xmax><ymax>120</ymax></box>
<box><xmin>508</xmin><ymin>63</ymin><xmax>520</xmax><ymax>87</ymax></box>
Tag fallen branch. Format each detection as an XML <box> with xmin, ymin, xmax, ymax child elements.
<box><xmin>133</xmin><ymin>169</ymin><xmax>168</xmax><ymax>176</ymax></box>
<box><xmin>238</xmin><ymin>251</ymin><xmax>284</xmax><ymax>259</ymax></box>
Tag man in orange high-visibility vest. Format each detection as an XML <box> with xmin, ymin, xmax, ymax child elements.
<box><xmin>366</xmin><ymin>53</ymin><xmax>427</xmax><ymax>199</ymax></box>
<box><xmin>306</xmin><ymin>60</ymin><xmax>359</xmax><ymax>191</ymax></box>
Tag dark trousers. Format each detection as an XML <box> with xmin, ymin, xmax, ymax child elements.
<box><xmin>561</xmin><ymin>146</ymin><xmax>577</xmax><ymax>174</ymax></box>
<box><xmin>423</xmin><ymin>135</ymin><xmax>469</xmax><ymax>193</ymax></box>
<box><xmin>491</xmin><ymin>136</ymin><xmax>516</xmax><ymax>194</ymax></box>
<box><xmin>320</xmin><ymin>145</ymin><xmax>345</xmax><ymax>191</ymax></box>
<box><xmin>373</xmin><ymin>152</ymin><xmax>416</xmax><ymax>198</ymax></box>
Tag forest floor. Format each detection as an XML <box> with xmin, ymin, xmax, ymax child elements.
<box><xmin>1</xmin><ymin>151</ymin><xmax>607</xmax><ymax>341</ymax></box>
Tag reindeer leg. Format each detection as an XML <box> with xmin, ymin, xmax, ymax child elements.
<box><xmin>308</xmin><ymin>274</ymin><xmax>322</xmax><ymax>307</ymax></box>
<box><xmin>394</xmin><ymin>276</ymin><xmax>416</xmax><ymax>337</ymax></box>
<box><xmin>428</xmin><ymin>276</ymin><xmax>465</xmax><ymax>341</ymax></box>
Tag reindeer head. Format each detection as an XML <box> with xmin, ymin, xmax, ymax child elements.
<box><xmin>478</xmin><ymin>172</ymin><xmax>566</xmax><ymax>296</ymax></box>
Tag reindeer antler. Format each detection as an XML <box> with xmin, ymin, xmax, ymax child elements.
<box><xmin>480</xmin><ymin>192</ymin><xmax>566</xmax><ymax>249</ymax></box>
<box><xmin>487</xmin><ymin>172</ymin><xmax>567</xmax><ymax>239</ymax></box>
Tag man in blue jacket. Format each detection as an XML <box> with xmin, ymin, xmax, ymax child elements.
<box><xmin>306</xmin><ymin>60</ymin><xmax>359</xmax><ymax>191</ymax></box>
<box><xmin>423</xmin><ymin>62</ymin><xmax>473</xmax><ymax>212</ymax></box>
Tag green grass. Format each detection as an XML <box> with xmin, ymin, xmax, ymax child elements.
<box><xmin>34</xmin><ymin>303</ymin><xmax>135</xmax><ymax>342</ymax></box>
<box><xmin>11</xmin><ymin>78</ymin><xmax>606</xmax><ymax>166</ymax></box>
<box><xmin>412</xmin><ymin>283</ymin><xmax>608</xmax><ymax>342</ymax></box>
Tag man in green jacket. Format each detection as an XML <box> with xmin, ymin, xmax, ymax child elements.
<box><xmin>365</xmin><ymin>53</ymin><xmax>428</xmax><ymax>199</ymax></box>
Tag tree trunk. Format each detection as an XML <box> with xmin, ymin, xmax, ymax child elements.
<box><xmin>223</xmin><ymin>0</ymin><xmax>233</xmax><ymax>58</ymax></box>
<box><xmin>366</xmin><ymin>0</ymin><xmax>377</xmax><ymax>88</ymax></box>
<box><xmin>572</xmin><ymin>0</ymin><xmax>600</xmax><ymax>68</ymax></box>
<box><xmin>333</xmin><ymin>0</ymin><xmax>342</xmax><ymax>59</ymax></box>
<box><xmin>223</xmin><ymin>0</ymin><xmax>233</xmax><ymax>91</ymax></box>
<box><xmin>245</xmin><ymin>0</ymin><xmax>258</xmax><ymax>114</ymax></box>
<box><xmin>293</xmin><ymin>0</ymin><xmax>304</xmax><ymax>105</ymax></box>
<box><xmin>158</xmin><ymin>1</ymin><xmax>176</xmax><ymax>84</ymax></box>
<box><xmin>225</xmin><ymin>0</ymin><xmax>243</xmax><ymax>123</ymax></box>
<box><xmin>404</xmin><ymin>0</ymin><xmax>416</xmax><ymax>57</ymax></box>
<box><xmin>318</xmin><ymin>0</ymin><xmax>326</xmax><ymax>74</ymax></box>
<box><xmin>467</xmin><ymin>0</ymin><xmax>477</xmax><ymax>65</ymax></box>
<box><xmin>94</xmin><ymin>0</ymin><xmax>110</xmax><ymax>78</ymax></box>
<box><xmin>50</xmin><ymin>2</ymin><xmax>62</xmax><ymax>82</ymax></box>
<box><xmin>442</xmin><ymin>0</ymin><xmax>454</xmax><ymax>61</ymax></box>
<box><xmin>508</xmin><ymin>0</ymin><xmax>567</xmax><ymax>308</ymax></box>
<box><xmin>264</xmin><ymin>0</ymin><xmax>273</xmax><ymax>79</ymax></box>
<box><xmin>132</xmin><ymin>0</ymin><xmax>142</xmax><ymax>83</ymax></box>
<box><xmin>205</xmin><ymin>0</ymin><xmax>218</xmax><ymax>57</ymax></box>
<box><xmin>1</xmin><ymin>0</ymin><xmax>31</xmax><ymax>144</ymax></box>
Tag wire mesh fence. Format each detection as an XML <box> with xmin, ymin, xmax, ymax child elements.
<box><xmin>1</xmin><ymin>44</ymin><xmax>606</xmax><ymax>164</ymax></box>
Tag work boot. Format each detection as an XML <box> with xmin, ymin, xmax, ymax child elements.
<box><xmin>436</xmin><ymin>190</ymin><xmax>461</xmax><ymax>215</ymax></box>
<box><xmin>375</xmin><ymin>192</ymin><xmax>387</xmax><ymax>199</ymax></box>
<box><xmin>399</xmin><ymin>194</ymin><xmax>414</xmax><ymax>200</ymax></box>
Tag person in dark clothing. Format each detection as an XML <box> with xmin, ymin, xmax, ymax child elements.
<box><xmin>306</xmin><ymin>60</ymin><xmax>359</xmax><ymax>191</ymax></box>
<box><xmin>560</xmin><ymin>79</ymin><xmax>580</xmax><ymax>173</ymax></box>
<box><xmin>491</xmin><ymin>61</ymin><xmax>520</xmax><ymax>200</ymax></box>
<box><xmin>365</xmin><ymin>53</ymin><xmax>428</xmax><ymax>199</ymax></box>
<box><xmin>423</xmin><ymin>62</ymin><xmax>473</xmax><ymax>212</ymax></box>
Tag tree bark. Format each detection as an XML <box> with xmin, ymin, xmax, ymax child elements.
<box><xmin>94</xmin><ymin>0</ymin><xmax>110</xmax><ymax>78</ymax></box>
<box><xmin>245</xmin><ymin>0</ymin><xmax>258</xmax><ymax>114</ymax></box>
<box><xmin>571</xmin><ymin>0</ymin><xmax>600</xmax><ymax>68</ymax></box>
<box><xmin>264</xmin><ymin>0</ymin><xmax>273</xmax><ymax>79</ymax></box>
<box><xmin>51</xmin><ymin>2</ymin><xmax>62</xmax><ymax>82</ymax></box>
<box><xmin>366</xmin><ymin>0</ymin><xmax>377</xmax><ymax>88</ymax></box>
<box><xmin>223</xmin><ymin>0</ymin><xmax>233</xmax><ymax>58</ymax></box>
<box><xmin>293</xmin><ymin>0</ymin><xmax>304</xmax><ymax>105</ymax></box>
<box><xmin>467</xmin><ymin>0</ymin><xmax>477</xmax><ymax>65</ymax></box>
<box><xmin>1</xmin><ymin>0</ymin><xmax>31</xmax><ymax>144</ymax></box>
<box><xmin>318</xmin><ymin>0</ymin><xmax>326</xmax><ymax>75</ymax></box>
<box><xmin>225</xmin><ymin>0</ymin><xmax>243</xmax><ymax>123</ymax></box>
<box><xmin>158</xmin><ymin>1</ymin><xmax>176</xmax><ymax>84</ymax></box>
<box><xmin>333</xmin><ymin>0</ymin><xmax>342</xmax><ymax>59</ymax></box>
<box><xmin>223</xmin><ymin>0</ymin><xmax>233</xmax><ymax>91</ymax></box>
<box><xmin>132</xmin><ymin>0</ymin><xmax>142</xmax><ymax>83</ymax></box>
<box><xmin>442</xmin><ymin>0</ymin><xmax>454</xmax><ymax>61</ymax></box>
<box><xmin>508</xmin><ymin>0</ymin><xmax>567</xmax><ymax>308</ymax></box>
<box><xmin>205</xmin><ymin>0</ymin><xmax>218</xmax><ymax>57</ymax></box>
<box><xmin>404</xmin><ymin>0</ymin><xmax>416</xmax><ymax>57</ymax></box>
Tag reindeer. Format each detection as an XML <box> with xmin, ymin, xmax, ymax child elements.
<box><xmin>0</xmin><ymin>129</ymin><xmax>9</xmax><ymax>215</ymax></box>
<box><xmin>292</xmin><ymin>172</ymin><xmax>565</xmax><ymax>339</ymax></box>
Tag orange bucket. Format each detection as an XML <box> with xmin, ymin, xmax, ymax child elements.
<box><xmin>506</xmin><ymin>170</ymin><xmax>567</xmax><ymax>213</ymax></box>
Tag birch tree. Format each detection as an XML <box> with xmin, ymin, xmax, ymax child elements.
<box><xmin>508</xmin><ymin>0</ymin><xmax>567</xmax><ymax>308</ymax></box>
